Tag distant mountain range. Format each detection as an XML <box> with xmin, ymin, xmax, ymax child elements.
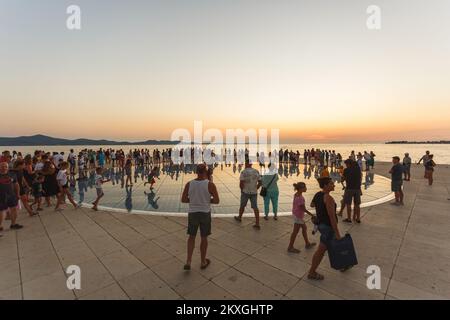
<box><xmin>0</xmin><ymin>135</ymin><xmax>179</xmax><ymax>146</ymax></box>
<box><xmin>386</xmin><ymin>140</ymin><xmax>450</xmax><ymax>144</ymax></box>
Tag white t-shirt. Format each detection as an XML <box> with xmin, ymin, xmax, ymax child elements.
<box><xmin>34</xmin><ymin>162</ymin><xmax>44</xmax><ymax>171</ymax></box>
<box><xmin>95</xmin><ymin>174</ymin><xmax>103</xmax><ymax>189</ymax></box>
<box><xmin>57</xmin><ymin>170</ymin><xmax>68</xmax><ymax>186</ymax></box>
<box><xmin>240</xmin><ymin>167</ymin><xmax>260</xmax><ymax>194</ymax></box>
<box><xmin>68</xmin><ymin>153</ymin><xmax>76</xmax><ymax>162</ymax></box>
<box><xmin>53</xmin><ymin>154</ymin><xmax>64</xmax><ymax>166</ymax></box>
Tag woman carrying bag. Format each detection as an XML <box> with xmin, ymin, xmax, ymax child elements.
<box><xmin>261</xmin><ymin>163</ymin><xmax>279</xmax><ymax>220</ymax></box>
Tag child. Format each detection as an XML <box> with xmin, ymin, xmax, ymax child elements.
<box><xmin>55</xmin><ymin>161</ymin><xmax>79</xmax><ymax>211</ymax></box>
<box><xmin>287</xmin><ymin>182</ymin><xmax>317</xmax><ymax>253</ymax></box>
<box><xmin>92</xmin><ymin>167</ymin><xmax>110</xmax><ymax>211</ymax></box>
<box><xmin>31</xmin><ymin>174</ymin><xmax>45</xmax><ymax>212</ymax></box>
<box><xmin>144</xmin><ymin>166</ymin><xmax>159</xmax><ymax>189</ymax></box>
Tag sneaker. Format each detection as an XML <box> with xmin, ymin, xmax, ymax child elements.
<box><xmin>10</xmin><ymin>224</ymin><xmax>24</xmax><ymax>230</ymax></box>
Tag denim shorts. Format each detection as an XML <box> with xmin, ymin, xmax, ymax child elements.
<box><xmin>318</xmin><ymin>224</ymin><xmax>335</xmax><ymax>246</ymax></box>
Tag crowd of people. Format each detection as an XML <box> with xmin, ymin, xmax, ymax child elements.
<box><xmin>0</xmin><ymin>147</ymin><xmax>438</xmax><ymax>280</ymax></box>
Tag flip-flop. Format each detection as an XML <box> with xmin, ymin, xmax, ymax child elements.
<box><xmin>253</xmin><ymin>224</ymin><xmax>261</xmax><ymax>230</ymax></box>
<box><xmin>287</xmin><ymin>248</ymin><xmax>301</xmax><ymax>253</ymax></box>
<box><xmin>342</xmin><ymin>218</ymin><xmax>352</xmax><ymax>223</ymax></box>
<box><xmin>305</xmin><ymin>242</ymin><xmax>316</xmax><ymax>249</ymax></box>
<box><xmin>234</xmin><ymin>216</ymin><xmax>242</xmax><ymax>222</ymax></box>
<box><xmin>183</xmin><ymin>264</ymin><xmax>191</xmax><ymax>271</ymax></box>
<box><xmin>200</xmin><ymin>259</ymin><xmax>210</xmax><ymax>270</ymax></box>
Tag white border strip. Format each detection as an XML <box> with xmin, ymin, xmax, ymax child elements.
<box><xmin>81</xmin><ymin>192</ymin><xmax>395</xmax><ymax>218</ymax></box>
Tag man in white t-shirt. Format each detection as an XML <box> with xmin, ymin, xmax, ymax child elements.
<box><xmin>234</xmin><ymin>160</ymin><xmax>262</xmax><ymax>229</ymax></box>
<box><xmin>52</xmin><ymin>152</ymin><xmax>64</xmax><ymax>167</ymax></box>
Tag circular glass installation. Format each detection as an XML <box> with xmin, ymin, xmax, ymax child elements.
<box><xmin>72</xmin><ymin>163</ymin><xmax>394</xmax><ymax>216</ymax></box>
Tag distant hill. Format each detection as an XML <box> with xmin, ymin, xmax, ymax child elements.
<box><xmin>386</xmin><ymin>140</ymin><xmax>450</xmax><ymax>144</ymax></box>
<box><xmin>0</xmin><ymin>134</ymin><xmax>179</xmax><ymax>146</ymax></box>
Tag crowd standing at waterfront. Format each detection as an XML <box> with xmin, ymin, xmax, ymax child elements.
<box><xmin>0</xmin><ymin>146</ymin><xmax>438</xmax><ymax>279</ymax></box>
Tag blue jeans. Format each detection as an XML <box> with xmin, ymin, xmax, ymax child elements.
<box><xmin>263</xmin><ymin>189</ymin><xmax>279</xmax><ymax>216</ymax></box>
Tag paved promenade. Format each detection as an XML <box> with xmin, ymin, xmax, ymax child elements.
<box><xmin>1</xmin><ymin>162</ymin><xmax>449</xmax><ymax>300</ymax></box>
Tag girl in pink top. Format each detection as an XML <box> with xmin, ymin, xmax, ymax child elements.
<box><xmin>287</xmin><ymin>182</ymin><xmax>316</xmax><ymax>253</ymax></box>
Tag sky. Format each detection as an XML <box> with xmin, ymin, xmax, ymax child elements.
<box><xmin>1</xmin><ymin>0</ymin><xmax>450</xmax><ymax>143</ymax></box>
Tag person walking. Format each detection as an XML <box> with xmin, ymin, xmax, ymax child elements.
<box><xmin>287</xmin><ymin>182</ymin><xmax>316</xmax><ymax>253</ymax></box>
<box><xmin>181</xmin><ymin>164</ymin><xmax>219</xmax><ymax>270</ymax></box>
<box><xmin>261</xmin><ymin>164</ymin><xmax>279</xmax><ymax>221</ymax></box>
<box><xmin>417</xmin><ymin>151</ymin><xmax>430</xmax><ymax>178</ymax></box>
<box><xmin>234</xmin><ymin>161</ymin><xmax>262</xmax><ymax>229</ymax></box>
<box><xmin>307</xmin><ymin>177</ymin><xmax>342</xmax><ymax>280</ymax></box>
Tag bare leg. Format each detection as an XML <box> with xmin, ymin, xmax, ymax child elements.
<box><xmin>308</xmin><ymin>243</ymin><xmax>327</xmax><ymax>277</ymax></box>
<box><xmin>64</xmin><ymin>190</ymin><xmax>78</xmax><ymax>208</ymax></box>
<box><xmin>254</xmin><ymin>208</ymin><xmax>260</xmax><ymax>227</ymax></box>
<box><xmin>20</xmin><ymin>195</ymin><xmax>35</xmax><ymax>216</ymax></box>
<box><xmin>186</xmin><ymin>235</ymin><xmax>196</xmax><ymax>266</ymax></box>
<box><xmin>9</xmin><ymin>207</ymin><xmax>18</xmax><ymax>225</ymax></box>
<box><xmin>301</xmin><ymin>224</ymin><xmax>312</xmax><ymax>246</ymax></box>
<box><xmin>200</xmin><ymin>236</ymin><xmax>208</xmax><ymax>265</ymax></box>
<box><xmin>346</xmin><ymin>204</ymin><xmax>352</xmax><ymax>220</ymax></box>
<box><xmin>288</xmin><ymin>224</ymin><xmax>300</xmax><ymax>250</ymax></box>
<box><xmin>353</xmin><ymin>205</ymin><xmax>361</xmax><ymax>221</ymax></box>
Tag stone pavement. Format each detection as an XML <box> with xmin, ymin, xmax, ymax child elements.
<box><xmin>0</xmin><ymin>162</ymin><xmax>449</xmax><ymax>300</ymax></box>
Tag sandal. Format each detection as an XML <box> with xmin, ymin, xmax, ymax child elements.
<box><xmin>253</xmin><ymin>224</ymin><xmax>261</xmax><ymax>230</ymax></box>
<box><xmin>307</xmin><ymin>272</ymin><xmax>324</xmax><ymax>280</ymax></box>
<box><xmin>183</xmin><ymin>264</ymin><xmax>191</xmax><ymax>271</ymax></box>
<box><xmin>273</xmin><ymin>216</ymin><xmax>278</xmax><ymax>221</ymax></box>
<box><xmin>234</xmin><ymin>216</ymin><xmax>242</xmax><ymax>222</ymax></box>
<box><xmin>342</xmin><ymin>218</ymin><xmax>352</xmax><ymax>223</ymax></box>
<box><xmin>287</xmin><ymin>248</ymin><xmax>300</xmax><ymax>253</ymax></box>
<box><xmin>200</xmin><ymin>259</ymin><xmax>211</xmax><ymax>270</ymax></box>
<box><xmin>305</xmin><ymin>242</ymin><xmax>316</xmax><ymax>249</ymax></box>
<box><xmin>263</xmin><ymin>216</ymin><xmax>269</xmax><ymax>221</ymax></box>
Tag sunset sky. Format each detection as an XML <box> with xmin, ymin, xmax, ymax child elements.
<box><xmin>1</xmin><ymin>0</ymin><xmax>450</xmax><ymax>143</ymax></box>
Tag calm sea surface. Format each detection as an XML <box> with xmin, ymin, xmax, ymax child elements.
<box><xmin>2</xmin><ymin>143</ymin><xmax>450</xmax><ymax>164</ymax></box>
